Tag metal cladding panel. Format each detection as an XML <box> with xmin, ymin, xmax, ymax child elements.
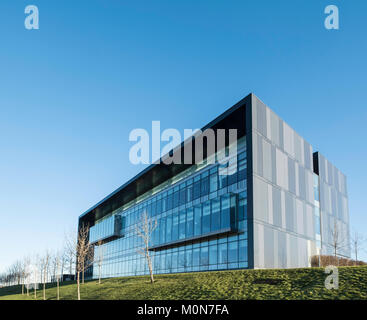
<box><xmin>316</xmin><ymin>152</ymin><xmax>350</xmax><ymax>257</ymax></box>
<box><xmin>250</xmin><ymin>95</ymin><xmax>319</xmax><ymax>268</ymax></box>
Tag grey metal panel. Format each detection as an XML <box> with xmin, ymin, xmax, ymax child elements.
<box><xmin>253</xmin><ymin>176</ymin><xmax>269</xmax><ymax>223</ymax></box>
<box><xmin>316</xmin><ymin>152</ymin><xmax>350</xmax><ymax>257</ymax></box>
<box><xmin>272</xmin><ymin>186</ymin><xmax>282</xmax><ymax>228</ymax></box>
<box><xmin>270</xmin><ymin>111</ymin><xmax>280</xmax><ymax>147</ymax></box>
<box><xmin>262</xmin><ymin>139</ymin><xmax>272</xmax><ymax>182</ymax></box>
<box><xmin>285</xmin><ymin>192</ymin><xmax>295</xmax><ymax>232</ymax></box>
<box><xmin>250</xmin><ymin>95</ymin><xmax>350</xmax><ymax>268</ymax></box>
<box><xmin>264</xmin><ymin>226</ymin><xmax>274</xmax><ymax>268</ymax></box>
<box><xmin>256</xmin><ymin>98</ymin><xmax>267</xmax><ymax>138</ymax></box>
<box><xmin>288</xmin><ymin>158</ymin><xmax>296</xmax><ymax>194</ymax></box>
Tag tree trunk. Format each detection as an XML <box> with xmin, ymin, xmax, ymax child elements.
<box><xmin>77</xmin><ymin>272</ymin><xmax>81</xmax><ymax>300</ymax></box>
<box><xmin>147</xmin><ymin>254</ymin><xmax>154</xmax><ymax>284</ymax></box>
<box><xmin>57</xmin><ymin>278</ymin><xmax>60</xmax><ymax>300</ymax></box>
<box><xmin>43</xmin><ymin>281</ymin><xmax>46</xmax><ymax>300</ymax></box>
<box><xmin>22</xmin><ymin>282</ymin><xmax>24</xmax><ymax>295</ymax></box>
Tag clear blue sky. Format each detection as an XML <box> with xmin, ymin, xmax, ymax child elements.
<box><xmin>0</xmin><ymin>0</ymin><xmax>366</xmax><ymax>272</ymax></box>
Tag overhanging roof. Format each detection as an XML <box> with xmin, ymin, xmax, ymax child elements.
<box><xmin>79</xmin><ymin>93</ymin><xmax>252</xmax><ymax>225</ymax></box>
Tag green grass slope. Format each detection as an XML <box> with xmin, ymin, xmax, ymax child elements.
<box><xmin>1</xmin><ymin>266</ymin><xmax>366</xmax><ymax>300</ymax></box>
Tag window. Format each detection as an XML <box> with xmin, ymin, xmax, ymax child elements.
<box><xmin>239</xmin><ymin>240</ymin><xmax>247</xmax><ymax>262</ymax></box>
<box><xmin>151</xmin><ymin>201</ymin><xmax>156</xmax><ymax>216</ymax></box>
<box><xmin>227</xmin><ymin>162</ymin><xmax>237</xmax><ymax>186</ymax></box>
<box><xmin>314</xmin><ymin>174</ymin><xmax>320</xmax><ymax>202</ymax></box>
<box><xmin>211</xmin><ymin>198</ymin><xmax>221</xmax><ymax>232</ymax></box>
<box><xmin>200</xmin><ymin>246</ymin><xmax>209</xmax><ymax>266</ymax></box>
<box><xmin>166</xmin><ymin>215</ymin><xmax>172</xmax><ymax>242</ymax></box>
<box><xmin>230</xmin><ymin>194</ymin><xmax>237</xmax><ymax>229</ymax></box>
<box><xmin>172</xmin><ymin>251</ymin><xmax>178</xmax><ymax>269</ymax></box>
<box><xmin>193</xmin><ymin>248</ymin><xmax>200</xmax><ymax>266</ymax></box>
<box><xmin>218</xmin><ymin>243</ymin><xmax>227</xmax><ymax>264</ymax></box>
<box><xmin>193</xmin><ymin>176</ymin><xmax>201</xmax><ymax>200</ymax></box>
<box><xmin>179</xmin><ymin>210</ymin><xmax>186</xmax><ymax>239</ymax></box>
<box><xmin>173</xmin><ymin>190</ymin><xmax>180</xmax><ymax>208</ymax></box>
<box><xmin>314</xmin><ymin>207</ymin><xmax>321</xmax><ymax>236</ymax></box>
<box><xmin>202</xmin><ymin>201</ymin><xmax>211</xmax><ymax>234</ymax></box>
<box><xmin>194</xmin><ymin>205</ymin><xmax>202</xmax><ymax>236</ymax></box>
<box><xmin>172</xmin><ymin>212</ymin><xmax>179</xmax><ymax>241</ymax></box>
<box><xmin>167</xmin><ymin>192</ymin><xmax>173</xmax><ymax>210</ymax></box>
<box><xmin>186</xmin><ymin>183</ymin><xmax>193</xmax><ymax>202</ymax></box>
<box><xmin>179</xmin><ymin>251</ymin><xmax>186</xmax><ymax>268</ymax></box>
<box><xmin>186</xmin><ymin>208</ymin><xmax>194</xmax><ymax>237</ymax></box>
<box><xmin>179</xmin><ymin>185</ymin><xmax>186</xmax><ymax>205</ymax></box>
<box><xmin>228</xmin><ymin>241</ymin><xmax>238</xmax><ymax>263</ymax></box>
<box><xmin>162</xmin><ymin>196</ymin><xmax>167</xmax><ymax>212</ymax></box>
<box><xmin>209</xmin><ymin>245</ymin><xmax>218</xmax><ymax>265</ymax></box>
<box><xmin>185</xmin><ymin>249</ymin><xmax>192</xmax><ymax>268</ymax></box>
<box><xmin>218</xmin><ymin>164</ymin><xmax>228</xmax><ymax>189</ymax></box>
<box><xmin>238</xmin><ymin>153</ymin><xmax>246</xmax><ymax>181</ymax></box>
<box><xmin>156</xmin><ymin>199</ymin><xmax>162</xmax><ymax>215</ymax></box>
<box><xmin>238</xmin><ymin>192</ymin><xmax>247</xmax><ymax>221</ymax></box>
<box><xmin>152</xmin><ymin>225</ymin><xmax>158</xmax><ymax>246</ymax></box>
<box><xmin>159</xmin><ymin>217</ymin><xmax>166</xmax><ymax>244</ymax></box>
<box><xmin>209</xmin><ymin>171</ymin><xmax>218</xmax><ymax>193</ymax></box>
<box><xmin>166</xmin><ymin>253</ymin><xmax>172</xmax><ymax>271</ymax></box>
<box><xmin>221</xmin><ymin>195</ymin><xmax>230</xmax><ymax>229</ymax></box>
<box><xmin>201</xmin><ymin>172</ymin><xmax>209</xmax><ymax>196</ymax></box>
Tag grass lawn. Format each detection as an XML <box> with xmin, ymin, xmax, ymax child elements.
<box><xmin>1</xmin><ymin>266</ymin><xmax>366</xmax><ymax>300</ymax></box>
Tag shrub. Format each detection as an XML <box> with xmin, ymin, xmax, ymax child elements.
<box><xmin>311</xmin><ymin>255</ymin><xmax>367</xmax><ymax>267</ymax></box>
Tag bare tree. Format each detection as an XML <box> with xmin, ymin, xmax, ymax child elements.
<box><xmin>33</xmin><ymin>254</ymin><xmax>39</xmax><ymax>299</ymax></box>
<box><xmin>351</xmin><ymin>230</ymin><xmax>366</xmax><ymax>265</ymax></box>
<box><xmin>329</xmin><ymin>219</ymin><xmax>348</xmax><ymax>266</ymax></box>
<box><xmin>39</xmin><ymin>251</ymin><xmax>51</xmax><ymax>300</ymax></box>
<box><xmin>51</xmin><ymin>253</ymin><xmax>58</xmax><ymax>283</ymax></box>
<box><xmin>135</xmin><ymin>211</ymin><xmax>157</xmax><ymax>284</ymax></box>
<box><xmin>59</xmin><ymin>249</ymin><xmax>67</xmax><ymax>280</ymax></box>
<box><xmin>12</xmin><ymin>260</ymin><xmax>22</xmax><ymax>286</ymax></box>
<box><xmin>21</xmin><ymin>257</ymin><xmax>31</xmax><ymax>296</ymax></box>
<box><xmin>64</xmin><ymin>229</ymin><xmax>77</xmax><ymax>276</ymax></box>
<box><xmin>54</xmin><ymin>251</ymin><xmax>62</xmax><ymax>300</ymax></box>
<box><xmin>95</xmin><ymin>240</ymin><xmax>105</xmax><ymax>284</ymax></box>
<box><xmin>76</xmin><ymin>223</ymin><xmax>93</xmax><ymax>300</ymax></box>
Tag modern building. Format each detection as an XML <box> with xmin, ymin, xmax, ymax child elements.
<box><xmin>78</xmin><ymin>93</ymin><xmax>350</xmax><ymax>279</ymax></box>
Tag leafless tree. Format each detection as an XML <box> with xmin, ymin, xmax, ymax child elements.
<box><xmin>54</xmin><ymin>251</ymin><xmax>62</xmax><ymax>300</ymax></box>
<box><xmin>76</xmin><ymin>223</ymin><xmax>93</xmax><ymax>300</ymax></box>
<box><xmin>21</xmin><ymin>256</ymin><xmax>31</xmax><ymax>296</ymax></box>
<box><xmin>11</xmin><ymin>260</ymin><xmax>23</xmax><ymax>286</ymax></box>
<box><xmin>39</xmin><ymin>251</ymin><xmax>51</xmax><ymax>300</ymax></box>
<box><xmin>51</xmin><ymin>253</ymin><xmax>58</xmax><ymax>283</ymax></box>
<box><xmin>135</xmin><ymin>211</ymin><xmax>157</xmax><ymax>284</ymax></box>
<box><xmin>351</xmin><ymin>230</ymin><xmax>366</xmax><ymax>265</ymax></box>
<box><xmin>33</xmin><ymin>254</ymin><xmax>39</xmax><ymax>299</ymax></box>
<box><xmin>59</xmin><ymin>249</ymin><xmax>67</xmax><ymax>279</ymax></box>
<box><xmin>329</xmin><ymin>219</ymin><xmax>348</xmax><ymax>265</ymax></box>
<box><xmin>95</xmin><ymin>240</ymin><xmax>105</xmax><ymax>284</ymax></box>
<box><xmin>64</xmin><ymin>229</ymin><xmax>77</xmax><ymax>276</ymax></box>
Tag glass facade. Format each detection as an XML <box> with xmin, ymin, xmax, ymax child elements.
<box><xmin>89</xmin><ymin>138</ymin><xmax>248</xmax><ymax>279</ymax></box>
<box><xmin>81</xmin><ymin>93</ymin><xmax>350</xmax><ymax>275</ymax></box>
